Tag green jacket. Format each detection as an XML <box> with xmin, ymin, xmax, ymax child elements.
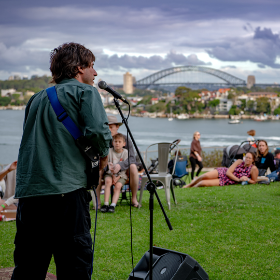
<box><xmin>15</xmin><ymin>78</ymin><xmax>112</xmax><ymax>198</ymax></box>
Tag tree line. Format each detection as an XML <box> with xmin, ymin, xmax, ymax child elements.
<box><xmin>0</xmin><ymin>76</ymin><xmax>52</xmax><ymax>106</ymax></box>
<box><xmin>135</xmin><ymin>86</ymin><xmax>280</xmax><ymax>115</ymax></box>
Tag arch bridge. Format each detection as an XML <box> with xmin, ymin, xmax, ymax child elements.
<box><xmin>135</xmin><ymin>66</ymin><xmax>246</xmax><ymax>88</ymax></box>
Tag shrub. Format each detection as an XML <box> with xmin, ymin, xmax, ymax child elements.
<box><xmin>180</xmin><ymin>149</ymin><xmax>223</xmax><ymax>167</ymax></box>
<box><xmin>201</xmin><ymin>149</ymin><xmax>223</xmax><ymax>167</ymax></box>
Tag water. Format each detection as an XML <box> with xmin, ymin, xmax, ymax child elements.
<box><xmin>118</xmin><ymin>115</ymin><xmax>280</xmax><ymax>149</ymax></box>
<box><xmin>1</xmin><ymin>110</ymin><xmax>280</xmax><ymax>164</ymax></box>
<box><xmin>0</xmin><ymin>110</ymin><xmax>24</xmax><ymax>165</ymax></box>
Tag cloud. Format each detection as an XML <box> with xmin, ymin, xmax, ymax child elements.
<box><xmin>1</xmin><ymin>1</ymin><xmax>280</xmax><ymax>83</ymax></box>
<box><xmin>95</xmin><ymin>51</ymin><xmax>211</xmax><ymax>71</ymax></box>
<box><xmin>221</xmin><ymin>65</ymin><xmax>237</xmax><ymax>69</ymax></box>
<box><xmin>0</xmin><ymin>43</ymin><xmax>49</xmax><ymax>72</ymax></box>
<box><xmin>208</xmin><ymin>27</ymin><xmax>280</xmax><ymax>68</ymax></box>
<box><xmin>0</xmin><ymin>42</ymin><xmax>209</xmax><ymax>79</ymax></box>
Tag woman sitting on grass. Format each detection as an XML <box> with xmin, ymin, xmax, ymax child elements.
<box><xmin>183</xmin><ymin>152</ymin><xmax>258</xmax><ymax>188</ymax></box>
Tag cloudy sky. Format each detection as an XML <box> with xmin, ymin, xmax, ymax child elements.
<box><xmin>1</xmin><ymin>0</ymin><xmax>280</xmax><ymax>84</ymax></box>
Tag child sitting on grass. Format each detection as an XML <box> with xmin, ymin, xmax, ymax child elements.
<box><xmin>100</xmin><ymin>133</ymin><xmax>128</xmax><ymax>213</ymax></box>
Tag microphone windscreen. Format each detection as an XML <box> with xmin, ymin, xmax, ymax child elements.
<box><xmin>98</xmin><ymin>81</ymin><xmax>107</xmax><ymax>89</ymax></box>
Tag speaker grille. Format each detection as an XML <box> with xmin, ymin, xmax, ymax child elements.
<box><xmin>146</xmin><ymin>253</ymin><xmax>183</xmax><ymax>280</ymax></box>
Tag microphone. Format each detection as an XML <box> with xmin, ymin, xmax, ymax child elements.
<box><xmin>98</xmin><ymin>81</ymin><xmax>129</xmax><ymax>104</ymax></box>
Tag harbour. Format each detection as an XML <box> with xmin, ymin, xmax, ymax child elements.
<box><xmin>1</xmin><ymin>110</ymin><xmax>280</xmax><ymax>165</ymax></box>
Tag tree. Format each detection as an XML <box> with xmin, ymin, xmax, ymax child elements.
<box><xmin>138</xmin><ymin>95</ymin><xmax>152</xmax><ymax>105</ymax></box>
<box><xmin>229</xmin><ymin>105</ymin><xmax>241</xmax><ymax>115</ymax></box>
<box><xmin>240</xmin><ymin>99</ymin><xmax>246</xmax><ymax>110</ymax></box>
<box><xmin>174</xmin><ymin>86</ymin><xmax>191</xmax><ymax>97</ymax></box>
<box><xmin>246</xmin><ymin>100</ymin><xmax>255</xmax><ymax>113</ymax></box>
<box><xmin>148</xmin><ymin>102</ymin><xmax>166</xmax><ymax>113</ymax></box>
<box><xmin>227</xmin><ymin>92</ymin><xmax>235</xmax><ymax>100</ymax></box>
<box><xmin>273</xmin><ymin>106</ymin><xmax>280</xmax><ymax>115</ymax></box>
<box><xmin>0</xmin><ymin>96</ymin><xmax>11</xmax><ymax>106</ymax></box>
<box><xmin>174</xmin><ymin>86</ymin><xmax>201</xmax><ymax>113</ymax></box>
<box><xmin>256</xmin><ymin>97</ymin><xmax>271</xmax><ymax>114</ymax></box>
<box><xmin>208</xmin><ymin>99</ymin><xmax>220</xmax><ymax>107</ymax></box>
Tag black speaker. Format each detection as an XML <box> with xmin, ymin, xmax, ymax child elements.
<box><xmin>128</xmin><ymin>247</ymin><xmax>209</xmax><ymax>280</ymax></box>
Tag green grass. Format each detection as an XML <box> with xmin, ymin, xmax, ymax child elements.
<box><xmin>1</xmin><ymin>183</ymin><xmax>280</xmax><ymax>279</ymax></box>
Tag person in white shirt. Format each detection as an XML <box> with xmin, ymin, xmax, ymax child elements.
<box><xmin>0</xmin><ymin>161</ymin><xmax>18</xmax><ymax>212</ymax></box>
<box><xmin>100</xmin><ymin>133</ymin><xmax>128</xmax><ymax>213</ymax></box>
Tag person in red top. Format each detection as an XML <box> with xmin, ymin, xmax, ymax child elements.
<box><xmin>183</xmin><ymin>152</ymin><xmax>258</xmax><ymax>188</ymax></box>
<box><xmin>247</xmin><ymin>129</ymin><xmax>257</xmax><ymax>148</ymax></box>
<box><xmin>189</xmin><ymin>131</ymin><xmax>203</xmax><ymax>180</ymax></box>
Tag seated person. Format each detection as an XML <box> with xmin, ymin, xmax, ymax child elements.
<box><xmin>266</xmin><ymin>149</ymin><xmax>280</xmax><ymax>181</ymax></box>
<box><xmin>0</xmin><ymin>195</ymin><xmax>18</xmax><ymax>212</ymax></box>
<box><xmin>247</xmin><ymin>130</ymin><xmax>257</xmax><ymax>148</ymax></box>
<box><xmin>168</xmin><ymin>150</ymin><xmax>188</xmax><ymax>173</ymax></box>
<box><xmin>255</xmin><ymin>140</ymin><xmax>276</xmax><ymax>176</ymax></box>
<box><xmin>93</xmin><ymin>115</ymin><xmax>140</xmax><ymax>209</ymax></box>
<box><xmin>183</xmin><ymin>152</ymin><xmax>258</xmax><ymax>188</ymax></box>
<box><xmin>100</xmin><ymin>133</ymin><xmax>128</xmax><ymax>213</ymax></box>
<box><xmin>0</xmin><ymin>161</ymin><xmax>18</xmax><ymax>213</ymax></box>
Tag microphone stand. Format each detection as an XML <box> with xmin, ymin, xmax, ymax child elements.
<box><xmin>113</xmin><ymin>98</ymin><xmax>173</xmax><ymax>280</ymax></box>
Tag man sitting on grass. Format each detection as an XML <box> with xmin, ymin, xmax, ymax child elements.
<box><xmin>101</xmin><ymin>133</ymin><xmax>128</xmax><ymax>213</ymax></box>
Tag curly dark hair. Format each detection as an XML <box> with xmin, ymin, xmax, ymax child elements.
<box><xmin>49</xmin><ymin>42</ymin><xmax>95</xmax><ymax>84</ymax></box>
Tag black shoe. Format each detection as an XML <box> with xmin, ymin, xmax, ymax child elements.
<box><xmin>108</xmin><ymin>205</ymin><xmax>115</xmax><ymax>213</ymax></box>
<box><xmin>100</xmin><ymin>205</ymin><xmax>109</xmax><ymax>213</ymax></box>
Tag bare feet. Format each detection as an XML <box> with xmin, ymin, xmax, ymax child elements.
<box><xmin>93</xmin><ymin>204</ymin><xmax>101</xmax><ymax>210</ymax></box>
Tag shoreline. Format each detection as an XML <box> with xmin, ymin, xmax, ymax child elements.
<box><xmin>105</xmin><ymin>108</ymin><xmax>279</xmax><ymax>120</ymax></box>
<box><xmin>0</xmin><ymin>106</ymin><xmax>26</xmax><ymax>110</ymax></box>
<box><xmin>1</xmin><ymin>106</ymin><xmax>278</xmax><ymax>121</ymax></box>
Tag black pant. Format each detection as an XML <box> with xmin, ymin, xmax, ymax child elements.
<box><xmin>189</xmin><ymin>157</ymin><xmax>203</xmax><ymax>179</ymax></box>
<box><xmin>11</xmin><ymin>188</ymin><xmax>93</xmax><ymax>280</ymax></box>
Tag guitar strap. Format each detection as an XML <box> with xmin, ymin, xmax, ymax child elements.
<box><xmin>46</xmin><ymin>86</ymin><xmax>99</xmax><ymax>189</ymax></box>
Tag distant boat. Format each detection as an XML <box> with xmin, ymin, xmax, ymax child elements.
<box><xmin>228</xmin><ymin>119</ymin><xmax>240</xmax><ymax>124</ymax></box>
<box><xmin>149</xmin><ymin>113</ymin><xmax>157</xmax><ymax>118</ymax></box>
<box><xmin>254</xmin><ymin>115</ymin><xmax>267</xmax><ymax>121</ymax></box>
<box><xmin>168</xmin><ymin>117</ymin><xmax>173</xmax><ymax>121</ymax></box>
<box><xmin>177</xmin><ymin>114</ymin><xmax>189</xmax><ymax>119</ymax></box>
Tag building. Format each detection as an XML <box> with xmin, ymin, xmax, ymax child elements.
<box><xmin>25</xmin><ymin>91</ymin><xmax>35</xmax><ymax>96</ymax></box>
<box><xmin>247</xmin><ymin>92</ymin><xmax>280</xmax><ymax>111</ymax></box>
<box><xmin>151</xmin><ymin>98</ymin><xmax>159</xmax><ymax>105</ymax></box>
<box><xmin>247</xmin><ymin>75</ymin><xmax>255</xmax><ymax>89</ymax></box>
<box><xmin>216</xmin><ymin>99</ymin><xmax>233</xmax><ymax>112</ymax></box>
<box><xmin>1</xmin><ymin>89</ymin><xmax>16</xmax><ymax>97</ymax></box>
<box><xmin>247</xmin><ymin>92</ymin><xmax>278</xmax><ymax>99</ymax></box>
<box><xmin>199</xmin><ymin>88</ymin><xmax>231</xmax><ymax>102</ymax></box>
<box><xmin>13</xmin><ymin>75</ymin><xmax>21</xmax><ymax>80</ymax></box>
<box><xmin>216</xmin><ymin>88</ymin><xmax>230</xmax><ymax>99</ymax></box>
<box><xmin>123</xmin><ymin>72</ymin><xmax>134</xmax><ymax>94</ymax></box>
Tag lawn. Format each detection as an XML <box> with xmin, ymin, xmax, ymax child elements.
<box><xmin>1</xmin><ymin>183</ymin><xmax>280</xmax><ymax>279</ymax></box>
